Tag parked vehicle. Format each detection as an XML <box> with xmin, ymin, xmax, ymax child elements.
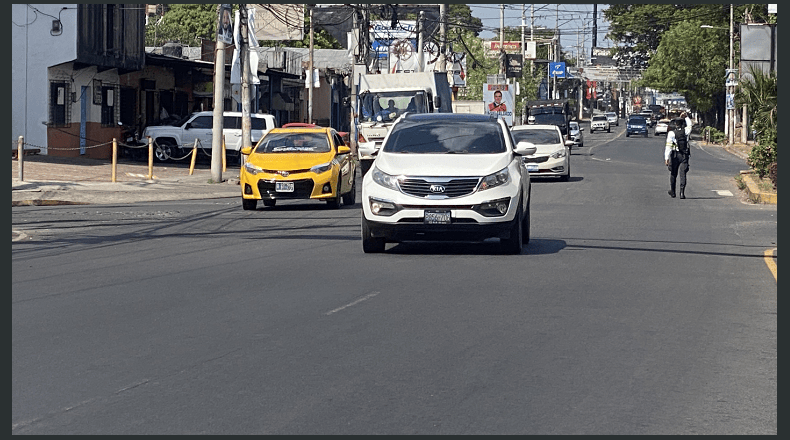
<box><xmin>605</xmin><ymin>111</ymin><xmax>619</xmax><ymax>126</ymax></box>
<box><xmin>626</xmin><ymin>115</ymin><xmax>649</xmax><ymax>137</ymax></box>
<box><xmin>239</xmin><ymin>127</ymin><xmax>356</xmax><ymax>210</ymax></box>
<box><xmin>139</xmin><ymin>111</ymin><xmax>276</xmax><ymax>162</ymax></box>
<box><xmin>654</xmin><ymin>119</ymin><xmax>670</xmax><ymax>136</ymax></box>
<box><xmin>360</xmin><ymin>113</ymin><xmax>536</xmax><ymax>254</ymax></box>
<box><xmin>590</xmin><ymin>115</ymin><xmax>610</xmax><ymax>133</ymax></box>
<box><xmin>568</xmin><ymin>120</ymin><xmax>584</xmax><ymax>147</ymax></box>
<box><xmin>511</xmin><ymin>124</ymin><xmax>573</xmax><ymax>181</ymax></box>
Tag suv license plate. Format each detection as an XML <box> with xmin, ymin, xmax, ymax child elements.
<box><xmin>275</xmin><ymin>181</ymin><xmax>294</xmax><ymax>192</ymax></box>
<box><xmin>424</xmin><ymin>210</ymin><xmax>451</xmax><ymax>225</ymax></box>
<box><xmin>527</xmin><ymin>164</ymin><xmax>539</xmax><ymax>172</ymax></box>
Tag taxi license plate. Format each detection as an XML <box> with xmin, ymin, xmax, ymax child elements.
<box><xmin>527</xmin><ymin>164</ymin><xmax>539</xmax><ymax>172</ymax></box>
<box><xmin>424</xmin><ymin>210</ymin><xmax>451</xmax><ymax>224</ymax></box>
<box><xmin>275</xmin><ymin>181</ymin><xmax>294</xmax><ymax>192</ymax></box>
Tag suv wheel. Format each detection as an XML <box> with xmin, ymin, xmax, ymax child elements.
<box><xmin>154</xmin><ymin>140</ymin><xmax>174</xmax><ymax>162</ymax></box>
<box><xmin>361</xmin><ymin>214</ymin><xmax>385</xmax><ymax>253</ymax></box>
<box><xmin>500</xmin><ymin>205</ymin><xmax>523</xmax><ymax>254</ymax></box>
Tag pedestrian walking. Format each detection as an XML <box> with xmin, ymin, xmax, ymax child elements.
<box><xmin>664</xmin><ymin>118</ymin><xmax>690</xmax><ymax>199</ymax></box>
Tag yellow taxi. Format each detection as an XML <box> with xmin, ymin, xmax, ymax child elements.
<box><xmin>240</xmin><ymin>127</ymin><xmax>357</xmax><ymax>210</ymax></box>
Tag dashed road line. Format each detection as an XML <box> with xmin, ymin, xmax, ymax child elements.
<box><xmin>325</xmin><ymin>291</ymin><xmax>379</xmax><ymax>316</ymax></box>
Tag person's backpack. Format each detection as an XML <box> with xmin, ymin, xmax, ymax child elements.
<box><xmin>674</xmin><ymin>127</ymin><xmax>688</xmax><ymax>153</ymax></box>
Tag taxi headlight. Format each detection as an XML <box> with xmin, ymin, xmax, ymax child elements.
<box><xmin>310</xmin><ymin>161</ymin><xmax>333</xmax><ymax>174</ymax></box>
<box><xmin>478</xmin><ymin>167</ymin><xmax>510</xmax><ymax>191</ymax></box>
<box><xmin>243</xmin><ymin>162</ymin><xmax>263</xmax><ymax>175</ymax></box>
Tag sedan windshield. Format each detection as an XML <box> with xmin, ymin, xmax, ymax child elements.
<box><xmin>511</xmin><ymin>129</ymin><xmax>560</xmax><ymax>145</ymax></box>
<box><xmin>383</xmin><ymin>121</ymin><xmax>506</xmax><ymax>154</ymax></box>
<box><xmin>255</xmin><ymin>132</ymin><xmax>330</xmax><ymax>153</ymax></box>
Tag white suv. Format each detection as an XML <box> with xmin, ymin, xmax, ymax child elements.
<box><xmin>141</xmin><ymin>111</ymin><xmax>276</xmax><ymax>162</ymax></box>
<box><xmin>590</xmin><ymin>114</ymin><xmax>610</xmax><ymax>133</ymax></box>
<box><xmin>360</xmin><ymin>113</ymin><xmax>537</xmax><ymax>254</ymax></box>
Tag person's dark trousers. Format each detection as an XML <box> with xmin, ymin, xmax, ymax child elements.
<box><xmin>668</xmin><ymin>150</ymin><xmax>690</xmax><ymax>198</ymax></box>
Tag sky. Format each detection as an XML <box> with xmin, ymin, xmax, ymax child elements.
<box><xmin>468</xmin><ymin>3</ymin><xmax>612</xmax><ymax>62</ymax></box>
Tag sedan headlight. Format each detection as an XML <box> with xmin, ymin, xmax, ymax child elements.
<box><xmin>478</xmin><ymin>167</ymin><xmax>510</xmax><ymax>191</ymax></box>
<box><xmin>244</xmin><ymin>162</ymin><xmax>264</xmax><ymax>175</ymax></box>
<box><xmin>371</xmin><ymin>166</ymin><xmax>401</xmax><ymax>191</ymax></box>
<box><xmin>310</xmin><ymin>161</ymin><xmax>333</xmax><ymax>174</ymax></box>
<box><xmin>550</xmin><ymin>148</ymin><xmax>567</xmax><ymax>159</ymax></box>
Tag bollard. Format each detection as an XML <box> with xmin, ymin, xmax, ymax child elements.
<box><xmin>17</xmin><ymin>136</ymin><xmax>24</xmax><ymax>182</ymax></box>
<box><xmin>189</xmin><ymin>139</ymin><xmax>198</xmax><ymax>175</ymax></box>
<box><xmin>222</xmin><ymin>135</ymin><xmax>227</xmax><ymax>173</ymax></box>
<box><xmin>147</xmin><ymin>137</ymin><xmax>154</xmax><ymax>180</ymax></box>
<box><xmin>112</xmin><ymin>138</ymin><xmax>118</xmax><ymax>182</ymax></box>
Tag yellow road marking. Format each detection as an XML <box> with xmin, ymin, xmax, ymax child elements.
<box><xmin>764</xmin><ymin>248</ymin><xmax>777</xmax><ymax>282</ymax></box>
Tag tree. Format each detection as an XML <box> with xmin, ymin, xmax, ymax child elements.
<box><xmin>145</xmin><ymin>4</ymin><xmax>218</xmax><ymax>47</ymax></box>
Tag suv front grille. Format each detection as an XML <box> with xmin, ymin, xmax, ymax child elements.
<box><xmin>399</xmin><ymin>177</ymin><xmax>480</xmax><ymax>199</ymax></box>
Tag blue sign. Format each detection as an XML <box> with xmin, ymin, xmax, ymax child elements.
<box><xmin>550</xmin><ymin>62</ymin><xmax>566</xmax><ymax>78</ymax></box>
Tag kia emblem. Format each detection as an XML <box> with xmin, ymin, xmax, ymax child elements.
<box><xmin>429</xmin><ymin>185</ymin><xmax>446</xmax><ymax>193</ymax></box>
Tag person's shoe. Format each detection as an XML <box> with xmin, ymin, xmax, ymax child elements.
<box><xmin>668</xmin><ymin>190</ymin><xmax>676</xmax><ymax>198</ymax></box>
<box><xmin>679</xmin><ymin>189</ymin><xmax>685</xmax><ymax>199</ymax></box>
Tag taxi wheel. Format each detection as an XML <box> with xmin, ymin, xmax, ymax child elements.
<box><xmin>326</xmin><ymin>176</ymin><xmax>342</xmax><ymax>209</ymax></box>
<box><xmin>242</xmin><ymin>198</ymin><xmax>257</xmax><ymax>211</ymax></box>
<box><xmin>342</xmin><ymin>177</ymin><xmax>356</xmax><ymax>206</ymax></box>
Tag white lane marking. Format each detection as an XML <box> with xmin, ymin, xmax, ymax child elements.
<box><xmin>713</xmin><ymin>190</ymin><xmax>734</xmax><ymax>196</ymax></box>
<box><xmin>325</xmin><ymin>291</ymin><xmax>379</xmax><ymax>316</ymax></box>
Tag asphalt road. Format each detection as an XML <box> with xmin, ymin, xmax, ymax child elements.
<box><xmin>12</xmin><ymin>122</ymin><xmax>777</xmax><ymax>434</ymax></box>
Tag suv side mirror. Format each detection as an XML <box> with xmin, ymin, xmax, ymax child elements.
<box><xmin>514</xmin><ymin>141</ymin><xmax>537</xmax><ymax>156</ymax></box>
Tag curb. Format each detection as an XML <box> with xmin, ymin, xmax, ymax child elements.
<box><xmin>739</xmin><ymin>170</ymin><xmax>777</xmax><ymax>204</ymax></box>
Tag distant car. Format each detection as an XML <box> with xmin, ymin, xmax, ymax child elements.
<box><xmin>590</xmin><ymin>115</ymin><xmax>610</xmax><ymax>133</ymax></box>
<box><xmin>639</xmin><ymin>111</ymin><xmax>655</xmax><ymax>127</ymax></box>
<box><xmin>605</xmin><ymin>112</ymin><xmax>619</xmax><ymax>126</ymax></box>
<box><xmin>360</xmin><ymin>113</ymin><xmax>537</xmax><ymax>254</ymax></box>
<box><xmin>626</xmin><ymin>115</ymin><xmax>649</xmax><ymax>137</ymax></box>
<box><xmin>654</xmin><ymin>119</ymin><xmax>670</xmax><ymax>136</ymax></box>
<box><xmin>511</xmin><ymin>124</ymin><xmax>573</xmax><ymax>182</ymax></box>
<box><xmin>568</xmin><ymin>120</ymin><xmax>584</xmax><ymax>147</ymax></box>
<box><xmin>240</xmin><ymin>126</ymin><xmax>356</xmax><ymax>210</ymax></box>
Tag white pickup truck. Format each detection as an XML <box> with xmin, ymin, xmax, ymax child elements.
<box><xmin>589</xmin><ymin>114</ymin><xmax>610</xmax><ymax>133</ymax></box>
<box><xmin>139</xmin><ymin>111</ymin><xmax>276</xmax><ymax>162</ymax></box>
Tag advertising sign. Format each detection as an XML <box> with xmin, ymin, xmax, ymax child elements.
<box><xmin>483</xmin><ymin>83</ymin><xmax>514</xmax><ymax>126</ymax></box>
<box><xmin>484</xmin><ymin>41</ymin><xmax>522</xmax><ymax>58</ymax></box>
<box><xmin>506</xmin><ymin>54</ymin><xmax>523</xmax><ymax>78</ymax></box>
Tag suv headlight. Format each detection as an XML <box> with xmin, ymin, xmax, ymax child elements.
<box><xmin>371</xmin><ymin>166</ymin><xmax>401</xmax><ymax>191</ymax></box>
<box><xmin>244</xmin><ymin>162</ymin><xmax>263</xmax><ymax>175</ymax></box>
<box><xmin>550</xmin><ymin>148</ymin><xmax>567</xmax><ymax>159</ymax></box>
<box><xmin>478</xmin><ymin>167</ymin><xmax>510</xmax><ymax>191</ymax></box>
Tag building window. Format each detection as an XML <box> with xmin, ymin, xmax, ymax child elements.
<box><xmin>101</xmin><ymin>85</ymin><xmax>120</xmax><ymax>126</ymax></box>
<box><xmin>49</xmin><ymin>81</ymin><xmax>71</xmax><ymax>127</ymax></box>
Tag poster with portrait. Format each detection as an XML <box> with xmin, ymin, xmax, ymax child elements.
<box><xmin>483</xmin><ymin>83</ymin><xmax>514</xmax><ymax>126</ymax></box>
<box><xmin>217</xmin><ymin>4</ymin><xmax>233</xmax><ymax>45</ymax></box>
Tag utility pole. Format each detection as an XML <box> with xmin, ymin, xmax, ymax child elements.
<box><xmin>438</xmin><ymin>4</ymin><xmax>447</xmax><ymax>73</ymax></box>
<box><xmin>728</xmin><ymin>3</ymin><xmax>734</xmax><ymax>147</ymax></box>
<box><xmin>211</xmin><ymin>4</ymin><xmax>226</xmax><ymax>183</ymax></box>
<box><xmin>309</xmin><ymin>4</ymin><xmax>314</xmax><ymax>123</ymax></box>
<box><xmin>417</xmin><ymin>11</ymin><xmax>424</xmax><ymax>72</ymax></box>
<box><xmin>530</xmin><ymin>4</ymin><xmax>534</xmax><ymax>76</ymax></box>
<box><xmin>499</xmin><ymin>4</ymin><xmax>505</xmax><ymax>76</ymax></box>
<box><xmin>240</xmin><ymin>5</ymin><xmax>252</xmax><ymax>150</ymax></box>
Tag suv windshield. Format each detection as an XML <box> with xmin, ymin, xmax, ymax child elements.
<box><xmin>383</xmin><ymin>121</ymin><xmax>505</xmax><ymax>154</ymax></box>
<box><xmin>592</xmin><ymin>116</ymin><xmax>606</xmax><ymax>121</ymax></box>
<box><xmin>629</xmin><ymin>117</ymin><xmax>646</xmax><ymax>123</ymax></box>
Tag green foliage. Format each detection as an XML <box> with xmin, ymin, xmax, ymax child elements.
<box><xmin>145</xmin><ymin>4</ymin><xmax>218</xmax><ymax>47</ymax></box>
<box><xmin>703</xmin><ymin>126</ymin><xmax>727</xmax><ymax>144</ymax></box>
<box><xmin>739</xmin><ymin>65</ymin><xmax>777</xmax><ymax>178</ymax></box>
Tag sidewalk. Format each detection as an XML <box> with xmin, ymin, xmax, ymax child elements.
<box><xmin>11</xmin><ymin>154</ymin><xmax>241</xmax><ymax>206</ymax></box>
